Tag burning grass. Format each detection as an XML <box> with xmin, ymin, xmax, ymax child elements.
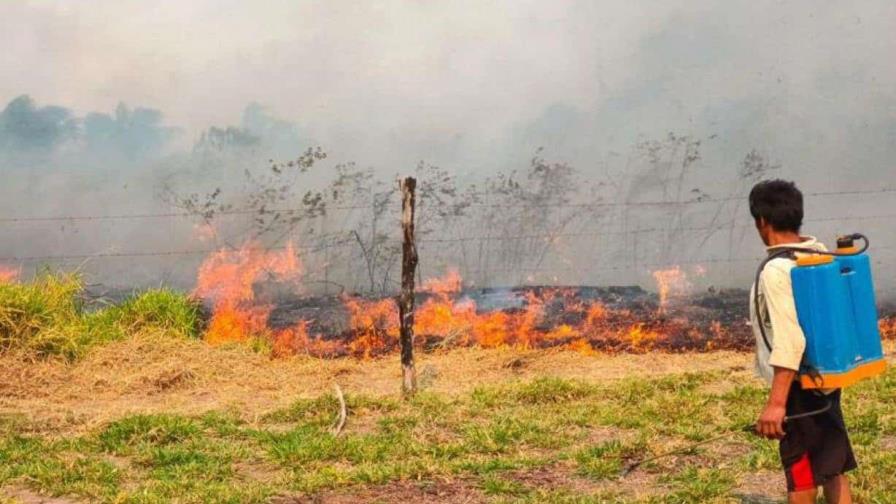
<box><xmin>182</xmin><ymin>241</ymin><xmax>894</xmax><ymax>360</ymax></box>
<box><xmin>181</xmin><ymin>241</ymin><xmax>760</xmax><ymax>359</ymax></box>
<box><xmin>2</xmin><ymin>257</ymin><xmax>894</xmax><ymax>364</ymax></box>
<box><xmin>0</xmin><ymin>251</ymin><xmax>893</xmax><ymax>502</ymax></box>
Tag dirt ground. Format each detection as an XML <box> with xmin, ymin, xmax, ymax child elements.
<box><xmin>0</xmin><ymin>332</ymin><xmax>756</xmax><ymax>435</ymax></box>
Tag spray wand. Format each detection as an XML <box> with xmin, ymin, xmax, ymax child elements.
<box><xmin>620</xmin><ymin>403</ymin><xmax>832</xmax><ymax>477</ymax></box>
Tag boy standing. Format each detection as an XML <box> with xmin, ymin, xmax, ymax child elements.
<box><xmin>749</xmin><ymin>180</ymin><xmax>856</xmax><ymax>503</ymax></box>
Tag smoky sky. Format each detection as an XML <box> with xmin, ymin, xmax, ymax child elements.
<box><xmin>2</xmin><ymin>1</ymin><xmax>894</xmax><ymax>176</ymax></box>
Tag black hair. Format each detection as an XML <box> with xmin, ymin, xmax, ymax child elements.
<box><xmin>748</xmin><ymin>179</ymin><xmax>803</xmax><ymax>232</ymax></box>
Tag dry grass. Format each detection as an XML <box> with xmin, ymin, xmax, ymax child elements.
<box><xmin>1</xmin><ymin>487</ymin><xmax>81</xmax><ymax>504</ymax></box>
<box><xmin>0</xmin><ymin>331</ymin><xmax>754</xmax><ymax>435</ymax></box>
<box><xmin>1</xmin><ymin>341</ymin><xmax>894</xmax><ymax>503</ymax></box>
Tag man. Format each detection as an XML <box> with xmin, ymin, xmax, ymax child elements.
<box><xmin>749</xmin><ymin>179</ymin><xmax>856</xmax><ymax>503</ymax></box>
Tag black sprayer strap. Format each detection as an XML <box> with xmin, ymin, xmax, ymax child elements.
<box><xmin>753</xmin><ymin>249</ymin><xmax>795</xmax><ymax>352</ymax></box>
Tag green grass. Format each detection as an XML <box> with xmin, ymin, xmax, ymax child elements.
<box><xmin>88</xmin><ymin>288</ymin><xmax>203</xmax><ymax>341</ymax></box>
<box><xmin>1</xmin><ymin>369</ymin><xmax>894</xmax><ymax>503</ymax></box>
<box><xmin>0</xmin><ymin>271</ymin><xmax>86</xmax><ymax>359</ymax></box>
<box><xmin>0</xmin><ymin>272</ymin><xmax>202</xmax><ymax>360</ymax></box>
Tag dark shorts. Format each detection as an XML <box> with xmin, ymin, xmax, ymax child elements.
<box><xmin>780</xmin><ymin>381</ymin><xmax>857</xmax><ymax>492</ymax></box>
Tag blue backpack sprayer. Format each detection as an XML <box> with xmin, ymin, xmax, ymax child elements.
<box><xmin>622</xmin><ymin>233</ymin><xmax>886</xmax><ymax>476</ymax></box>
<box><xmin>754</xmin><ymin>233</ymin><xmax>886</xmax><ymax>390</ymax></box>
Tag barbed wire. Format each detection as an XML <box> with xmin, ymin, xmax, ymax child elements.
<box><xmin>459</xmin><ymin>187</ymin><xmax>896</xmax><ymax>209</ymax></box>
<box><xmin>417</xmin><ymin>213</ymin><xmax>896</xmax><ymax>244</ymax></box>
<box><xmin>0</xmin><ymin>240</ymin><xmax>357</xmax><ymax>263</ymax></box>
<box><xmin>0</xmin><ymin>204</ymin><xmax>376</xmax><ymax>224</ymax></box>
<box><xmin>0</xmin><ymin>186</ymin><xmax>893</xmax><ymax>265</ymax></box>
<box><xmin>0</xmin><ymin>224</ymin><xmax>896</xmax><ymax>264</ymax></box>
<box><xmin>0</xmin><ymin>187</ymin><xmax>893</xmax><ymax>223</ymax></box>
<box><xmin>423</xmin><ymin>246</ymin><xmax>896</xmax><ymax>277</ymax></box>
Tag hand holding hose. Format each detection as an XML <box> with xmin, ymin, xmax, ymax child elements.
<box><xmin>756</xmin><ymin>403</ymin><xmax>787</xmax><ymax>439</ymax></box>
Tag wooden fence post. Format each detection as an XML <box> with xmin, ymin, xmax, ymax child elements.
<box><xmin>398</xmin><ymin>177</ymin><xmax>418</xmax><ymax>395</ymax></box>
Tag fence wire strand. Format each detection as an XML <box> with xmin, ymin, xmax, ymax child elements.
<box><xmin>0</xmin><ymin>188</ymin><xmax>893</xmax><ymax>277</ymax></box>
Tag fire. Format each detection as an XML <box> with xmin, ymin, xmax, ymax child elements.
<box><xmin>415</xmin><ymin>284</ymin><xmax>545</xmax><ymax>349</ymax></box>
<box><xmin>652</xmin><ymin>266</ymin><xmax>691</xmax><ymax>314</ymax></box>
<box><xmin>624</xmin><ymin>323</ymin><xmax>660</xmax><ymax>350</ymax></box>
<box><xmin>422</xmin><ymin>268</ymin><xmax>462</xmax><ymax>297</ymax></box>
<box><xmin>192</xmin><ymin>241</ymin><xmax>749</xmax><ymax>358</ymax></box>
<box><xmin>0</xmin><ymin>266</ymin><xmax>19</xmax><ymax>283</ymax></box>
<box><xmin>272</xmin><ymin>321</ymin><xmax>344</xmax><ymax>358</ymax></box>
<box><xmin>194</xmin><ymin>241</ymin><xmax>302</xmax><ymax>345</ymax></box>
<box><xmin>342</xmin><ymin>296</ymin><xmax>399</xmax><ymax>358</ymax></box>
<box><xmin>566</xmin><ymin>337</ymin><xmax>596</xmax><ymax>355</ymax></box>
<box><xmin>880</xmin><ymin>316</ymin><xmax>896</xmax><ymax>340</ymax></box>
<box><xmin>334</xmin><ymin>271</ymin><xmax>734</xmax><ymax>357</ymax></box>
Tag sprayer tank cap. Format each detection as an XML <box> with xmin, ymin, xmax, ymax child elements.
<box><xmin>837</xmin><ymin>235</ymin><xmax>856</xmax><ymax>249</ymax></box>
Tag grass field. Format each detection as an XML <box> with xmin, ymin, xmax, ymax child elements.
<box><xmin>1</xmin><ymin>274</ymin><xmax>894</xmax><ymax>503</ymax></box>
<box><xmin>1</xmin><ymin>338</ymin><xmax>894</xmax><ymax>503</ymax></box>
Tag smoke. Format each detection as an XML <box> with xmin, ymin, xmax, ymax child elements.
<box><xmin>0</xmin><ymin>96</ymin><xmax>78</xmax><ymax>154</ymax></box>
<box><xmin>83</xmin><ymin>104</ymin><xmax>178</xmax><ymax>161</ymax></box>
<box><xmin>0</xmin><ymin>1</ymin><xmax>894</xmax><ymax>297</ymax></box>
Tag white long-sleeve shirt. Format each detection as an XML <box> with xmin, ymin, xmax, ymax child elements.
<box><xmin>750</xmin><ymin>236</ymin><xmax>827</xmax><ymax>383</ymax></box>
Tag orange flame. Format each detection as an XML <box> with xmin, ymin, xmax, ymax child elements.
<box><xmin>342</xmin><ymin>296</ymin><xmax>399</xmax><ymax>358</ymax></box>
<box><xmin>880</xmin><ymin>316</ymin><xmax>896</xmax><ymax>340</ymax></box>
<box><xmin>192</xmin><ymin>241</ymin><xmax>749</xmax><ymax>358</ymax></box>
<box><xmin>272</xmin><ymin>321</ymin><xmax>344</xmax><ymax>358</ymax></box>
<box><xmin>422</xmin><ymin>268</ymin><xmax>463</xmax><ymax>297</ymax></box>
<box><xmin>335</xmin><ymin>270</ymin><xmax>721</xmax><ymax>357</ymax></box>
<box><xmin>0</xmin><ymin>266</ymin><xmax>19</xmax><ymax>284</ymax></box>
<box><xmin>194</xmin><ymin>241</ymin><xmax>302</xmax><ymax>345</ymax></box>
<box><xmin>652</xmin><ymin>266</ymin><xmax>690</xmax><ymax>314</ymax></box>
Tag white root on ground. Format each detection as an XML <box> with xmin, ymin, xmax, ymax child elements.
<box><xmin>330</xmin><ymin>383</ymin><xmax>347</xmax><ymax>436</ymax></box>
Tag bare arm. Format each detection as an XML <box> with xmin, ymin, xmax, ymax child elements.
<box><xmin>757</xmin><ymin>366</ymin><xmax>796</xmax><ymax>439</ymax></box>
<box><xmin>755</xmin><ymin>264</ymin><xmax>803</xmax><ymax>439</ymax></box>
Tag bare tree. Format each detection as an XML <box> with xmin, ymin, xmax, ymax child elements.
<box><xmin>689</xmin><ymin>149</ymin><xmax>781</xmax><ymax>256</ymax></box>
<box><xmin>623</xmin><ymin>133</ymin><xmax>706</xmax><ymax>267</ymax></box>
<box><xmin>468</xmin><ymin>148</ymin><xmax>598</xmax><ymax>285</ymax></box>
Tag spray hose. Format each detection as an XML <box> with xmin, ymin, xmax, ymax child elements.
<box><xmin>620</xmin><ymin>416</ymin><xmax>826</xmax><ymax>476</ymax></box>
<box><xmin>621</xmin><ymin>396</ymin><xmax>836</xmax><ymax>476</ymax></box>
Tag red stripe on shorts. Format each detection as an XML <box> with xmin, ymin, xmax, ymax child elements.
<box><xmin>790</xmin><ymin>452</ymin><xmax>816</xmax><ymax>491</ymax></box>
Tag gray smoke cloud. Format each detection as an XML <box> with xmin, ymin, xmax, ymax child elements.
<box><xmin>0</xmin><ymin>1</ymin><xmax>893</xmax><ymax>297</ymax></box>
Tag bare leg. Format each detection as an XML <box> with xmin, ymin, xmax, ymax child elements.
<box><xmin>788</xmin><ymin>488</ymin><xmax>817</xmax><ymax>504</ymax></box>
<box><xmin>822</xmin><ymin>475</ymin><xmax>852</xmax><ymax>504</ymax></box>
